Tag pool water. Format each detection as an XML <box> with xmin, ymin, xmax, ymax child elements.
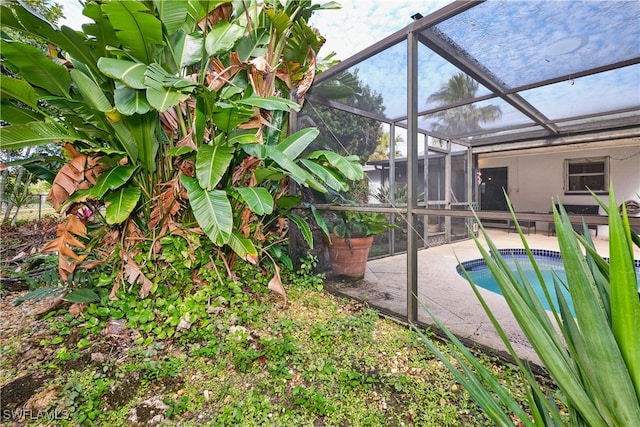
<box><xmin>458</xmin><ymin>249</ymin><xmax>640</xmax><ymax>315</ymax></box>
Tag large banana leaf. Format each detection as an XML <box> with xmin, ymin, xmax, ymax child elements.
<box><xmin>211</xmin><ymin>102</ymin><xmax>255</xmax><ymax>133</ymax></box>
<box><xmin>180</xmin><ymin>176</ymin><xmax>232</xmax><ymax>246</ymax></box>
<box><xmin>146</xmin><ymin>87</ymin><xmax>189</xmax><ymax>112</ymax></box>
<box><xmin>205</xmin><ymin>19</ymin><xmax>245</xmax><ymax>57</ymax></box>
<box><xmin>8</xmin><ymin>4</ymin><xmax>102</xmax><ymax>78</ymax></box>
<box><xmin>0</xmin><ymin>75</ymin><xmax>39</xmax><ymax>109</ymax></box>
<box><xmin>0</xmin><ymin>122</ymin><xmax>80</xmax><ymax>150</ymax></box>
<box><xmin>275</xmin><ymin>127</ymin><xmax>319</xmax><ymax>158</ymax></box>
<box><xmin>102</xmin><ymin>0</ymin><xmax>164</xmax><ymax>64</ymax></box>
<box><xmin>236</xmin><ymin>30</ymin><xmax>270</xmax><ymax>61</ymax></box>
<box><xmin>227</xmin><ymin>232</ymin><xmax>258</xmax><ymax>264</ymax></box>
<box><xmin>264</xmin><ymin>147</ymin><xmax>327</xmax><ymax>193</ymax></box>
<box><xmin>238</xmin><ymin>96</ymin><xmax>301</xmax><ymax>112</ymax></box>
<box><xmin>98</xmin><ymin>58</ymin><xmax>147</xmax><ymax>89</ymax></box>
<box><xmin>195</xmin><ymin>144</ymin><xmax>234</xmax><ymax>190</ymax></box>
<box><xmin>264</xmin><ymin>8</ymin><xmax>291</xmax><ymax>34</ymax></box>
<box><xmin>89</xmin><ymin>165</ymin><xmax>138</xmax><ymax>199</ymax></box>
<box><xmin>235</xmin><ymin>187</ymin><xmax>274</xmax><ymax>215</ymax></box>
<box><xmin>144</xmin><ymin>63</ymin><xmax>194</xmax><ymax>111</ymax></box>
<box><xmin>104</xmin><ymin>187</ymin><xmax>141</xmax><ymax>225</ymax></box>
<box><xmin>287</xmin><ymin>213</ymin><xmax>313</xmax><ymax>248</ymax></box>
<box><xmin>168</xmin><ymin>30</ymin><xmax>205</xmax><ymax>69</ymax></box>
<box><xmin>0</xmin><ymin>41</ymin><xmax>71</xmax><ymax>98</ymax></box>
<box><xmin>299</xmin><ymin>159</ymin><xmax>347</xmax><ymax>192</ymax></box>
<box><xmin>125</xmin><ymin>113</ymin><xmax>160</xmax><ymax>172</ymax></box>
<box><xmin>0</xmin><ymin>103</ymin><xmax>43</xmax><ymax>125</ymax></box>
<box><xmin>152</xmin><ymin>0</ymin><xmax>189</xmax><ymax>34</ymax></box>
<box><xmin>114</xmin><ymin>85</ymin><xmax>151</xmax><ymax>115</ymax></box>
<box><xmin>70</xmin><ymin>69</ymin><xmax>112</xmax><ymax>113</ymax></box>
<box><xmin>82</xmin><ymin>2</ymin><xmax>120</xmax><ymax>59</ymax></box>
<box><xmin>307</xmin><ymin>150</ymin><xmax>364</xmax><ymax>181</ymax></box>
<box><xmin>144</xmin><ymin>63</ymin><xmax>198</xmax><ymax>91</ymax></box>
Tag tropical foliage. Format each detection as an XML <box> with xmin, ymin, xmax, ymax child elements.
<box><xmin>416</xmin><ymin>188</ymin><xmax>640</xmax><ymax>426</ymax></box>
<box><xmin>0</xmin><ymin>0</ymin><xmax>63</xmax><ymax>224</ymax></box>
<box><xmin>302</xmin><ymin>69</ymin><xmax>385</xmax><ymax>164</ymax></box>
<box><xmin>0</xmin><ymin>0</ymin><xmax>361</xmax><ymax>297</ymax></box>
<box><xmin>426</xmin><ymin>72</ymin><xmax>501</xmax><ymax>135</ymax></box>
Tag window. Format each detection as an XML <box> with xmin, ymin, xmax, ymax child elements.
<box><xmin>565</xmin><ymin>157</ymin><xmax>608</xmax><ymax>194</ymax></box>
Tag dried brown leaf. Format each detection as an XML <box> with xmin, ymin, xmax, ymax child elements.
<box><xmin>40</xmin><ymin>215</ymin><xmax>88</xmax><ymax>282</ymax></box>
<box><xmin>267</xmin><ymin>265</ymin><xmax>287</xmax><ymax>306</ymax></box>
<box><xmin>296</xmin><ymin>49</ymin><xmax>316</xmax><ymax>104</ymax></box>
<box><xmin>47</xmin><ymin>152</ymin><xmax>86</xmax><ymax>209</ymax></box>
<box><xmin>68</xmin><ymin>303</ymin><xmax>87</xmax><ymax>317</ymax></box>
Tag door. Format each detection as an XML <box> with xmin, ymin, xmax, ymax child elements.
<box><xmin>480</xmin><ymin>167</ymin><xmax>508</xmax><ymax>211</ymax></box>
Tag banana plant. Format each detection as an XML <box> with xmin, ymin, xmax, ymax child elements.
<box><xmin>0</xmin><ymin>0</ymin><xmax>352</xmax><ymax>294</ymax></box>
<box><xmin>415</xmin><ymin>187</ymin><xmax>640</xmax><ymax>426</ymax></box>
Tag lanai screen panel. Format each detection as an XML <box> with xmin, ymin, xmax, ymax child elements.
<box><xmin>418</xmin><ymin>0</ymin><xmax>640</xmax><ymax>144</ymax></box>
<box><xmin>310</xmin><ymin>0</ymin><xmax>640</xmax><ymax>148</ymax></box>
<box><xmin>430</xmin><ymin>1</ymin><xmax>640</xmax><ymax>89</ymax></box>
<box><xmin>306</xmin><ymin>0</ymin><xmax>640</xmax><ymax>326</ymax></box>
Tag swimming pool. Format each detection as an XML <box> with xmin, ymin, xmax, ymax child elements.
<box><xmin>458</xmin><ymin>249</ymin><xmax>640</xmax><ymax>314</ymax></box>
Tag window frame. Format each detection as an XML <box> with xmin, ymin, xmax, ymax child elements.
<box><xmin>564</xmin><ymin>156</ymin><xmax>609</xmax><ymax>195</ymax></box>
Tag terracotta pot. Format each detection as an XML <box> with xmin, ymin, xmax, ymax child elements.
<box><xmin>327</xmin><ymin>234</ymin><xmax>374</xmax><ymax>279</ymax></box>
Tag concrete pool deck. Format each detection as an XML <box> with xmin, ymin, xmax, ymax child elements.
<box><xmin>326</xmin><ymin>229</ymin><xmax>640</xmax><ymax>366</ymax></box>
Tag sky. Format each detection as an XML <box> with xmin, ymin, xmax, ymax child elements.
<box><xmin>57</xmin><ymin>0</ymin><xmax>452</xmax><ymax>62</ymax></box>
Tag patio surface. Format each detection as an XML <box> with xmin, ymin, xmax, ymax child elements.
<box><xmin>326</xmin><ymin>229</ymin><xmax>640</xmax><ymax>367</ymax></box>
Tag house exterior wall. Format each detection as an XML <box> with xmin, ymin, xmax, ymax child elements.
<box><xmin>477</xmin><ymin>139</ymin><xmax>640</xmax><ymax>238</ymax></box>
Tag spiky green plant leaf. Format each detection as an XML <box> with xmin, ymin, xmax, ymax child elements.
<box><xmin>606</xmin><ymin>189</ymin><xmax>640</xmax><ymax>401</ymax></box>
<box><xmin>65</xmin><ymin>289</ymin><xmax>100</xmax><ymax>303</ymax></box>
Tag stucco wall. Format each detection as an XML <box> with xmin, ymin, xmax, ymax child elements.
<box><xmin>478</xmin><ymin>139</ymin><xmax>640</xmax><ymax>238</ymax></box>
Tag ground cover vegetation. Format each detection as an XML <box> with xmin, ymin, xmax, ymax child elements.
<box><xmin>2</xmin><ymin>229</ymin><xmax>537</xmax><ymax>425</ymax></box>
